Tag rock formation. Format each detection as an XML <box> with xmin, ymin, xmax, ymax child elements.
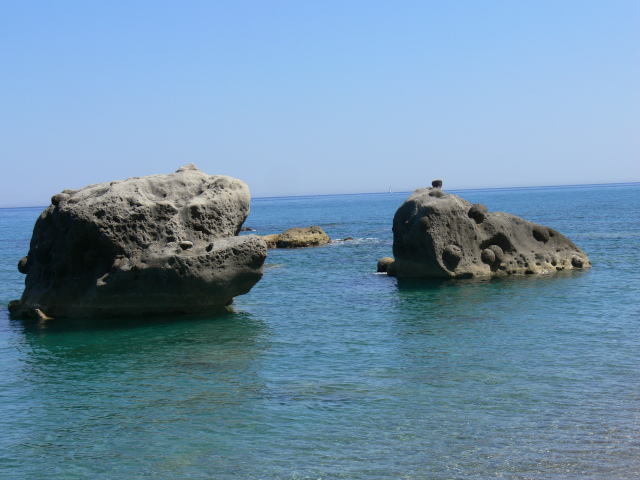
<box><xmin>9</xmin><ymin>164</ymin><xmax>267</xmax><ymax>318</ymax></box>
<box><xmin>387</xmin><ymin>181</ymin><xmax>590</xmax><ymax>278</ymax></box>
<box><xmin>262</xmin><ymin>226</ymin><xmax>331</xmax><ymax>249</ymax></box>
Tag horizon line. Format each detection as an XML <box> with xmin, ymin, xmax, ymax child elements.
<box><xmin>252</xmin><ymin>180</ymin><xmax>640</xmax><ymax>201</ymax></box>
<box><xmin>2</xmin><ymin>180</ymin><xmax>638</xmax><ymax>210</ymax></box>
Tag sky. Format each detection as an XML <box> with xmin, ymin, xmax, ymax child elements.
<box><xmin>1</xmin><ymin>0</ymin><xmax>638</xmax><ymax>207</ymax></box>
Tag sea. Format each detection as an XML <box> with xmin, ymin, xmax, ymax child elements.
<box><xmin>0</xmin><ymin>183</ymin><xmax>638</xmax><ymax>479</ymax></box>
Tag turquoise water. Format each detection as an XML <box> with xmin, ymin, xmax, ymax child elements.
<box><xmin>1</xmin><ymin>184</ymin><xmax>639</xmax><ymax>479</ymax></box>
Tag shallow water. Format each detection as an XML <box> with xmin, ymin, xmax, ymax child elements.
<box><xmin>1</xmin><ymin>184</ymin><xmax>639</xmax><ymax>479</ymax></box>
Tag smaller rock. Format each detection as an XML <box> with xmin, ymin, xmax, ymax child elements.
<box><xmin>386</xmin><ymin>261</ymin><xmax>397</xmax><ymax>277</ymax></box>
<box><xmin>343</xmin><ymin>237</ymin><xmax>354</xmax><ymax>241</ymax></box>
<box><xmin>18</xmin><ymin>256</ymin><xmax>29</xmax><ymax>274</ymax></box>
<box><xmin>240</xmin><ymin>227</ymin><xmax>255</xmax><ymax>232</ymax></box>
<box><xmin>377</xmin><ymin>257</ymin><xmax>395</xmax><ymax>273</ymax></box>
<box><xmin>488</xmin><ymin>245</ymin><xmax>505</xmax><ymax>264</ymax></box>
<box><xmin>432</xmin><ymin>179</ymin><xmax>443</xmax><ymax>188</ymax></box>
<box><xmin>263</xmin><ymin>226</ymin><xmax>331</xmax><ymax>249</ymax></box>
<box><xmin>481</xmin><ymin>248</ymin><xmax>496</xmax><ymax>265</ymax></box>
<box><xmin>391</xmin><ymin>185</ymin><xmax>590</xmax><ymax>278</ymax></box>
<box><xmin>262</xmin><ymin>234</ymin><xmax>281</xmax><ymax>249</ymax></box>
<box><xmin>8</xmin><ymin>300</ymin><xmax>22</xmax><ymax>316</ymax></box>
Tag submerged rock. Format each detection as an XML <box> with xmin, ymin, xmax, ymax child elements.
<box><xmin>390</xmin><ymin>181</ymin><xmax>590</xmax><ymax>278</ymax></box>
<box><xmin>263</xmin><ymin>226</ymin><xmax>331</xmax><ymax>249</ymax></box>
<box><xmin>9</xmin><ymin>164</ymin><xmax>267</xmax><ymax>318</ymax></box>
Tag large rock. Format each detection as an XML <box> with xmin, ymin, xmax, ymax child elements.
<box><xmin>9</xmin><ymin>164</ymin><xmax>267</xmax><ymax>318</ymax></box>
<box><xmin>391</xmin><ymin>182</ymin><xmax>591</xmax><ymax>278</ymax></box>
<box><xmin>262</xmin><ymin>226</ymin><xmax>331</xmax><ymax>249</ymax></box>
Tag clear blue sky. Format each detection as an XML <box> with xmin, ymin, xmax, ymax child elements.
<box><xmin>1</xmin><ymin>0</ymin><xmax>638</xmax><ymax>207</ymax></box>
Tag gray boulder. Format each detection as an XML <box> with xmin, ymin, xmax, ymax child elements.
<box><xmin>391</xmin><ymin>182</ymin><xmax>590</xmax><ymax>278</ymax></box>
<box><xmin>262</xmin><ymin>226</ymin><xmax>331</xmax><ymax>249</ymax></box>
<box><xmin>9</xmin><ymin>164</ymin><xmax>267</xmax><ymax>318</ymax></box>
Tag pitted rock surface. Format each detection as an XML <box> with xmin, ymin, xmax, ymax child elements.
<box><xmin>9</xmin><ymin>164</ymin><xmax>267</xmax><ymax>318</ymax></box>
<box><xmin>391</xmin><ymin>185</ymin><xmax>590</xmax><ymax>278</ymax></box>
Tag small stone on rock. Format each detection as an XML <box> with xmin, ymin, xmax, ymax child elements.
<box><xmin>51</xmin><ymin>193</ymin><xmax>70</xmax><ymax>207</ymax></box>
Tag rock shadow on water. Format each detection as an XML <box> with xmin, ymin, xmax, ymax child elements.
<box><xmin>4</xmin><ymin>307</ymin><xmax>272</xmax><ymax>470</ymax></box>
<box><xmin>390</xmin><ymin>268</ymin><xmax>592</xmax><ymax>328</ymax></box>
<box><xmin>384</xmin><ymin>270</ymin><xmax>597</xmax><ymax>395</ymax></box>
<box><xmin>8</xmin><ymin>308</ymin><xmax>271</xmax><ymax>399</ymax></box>
<box><xmin>8</xmin><ymin>307</ymin><xmax>268</xmax><ymax>343</ymax></box>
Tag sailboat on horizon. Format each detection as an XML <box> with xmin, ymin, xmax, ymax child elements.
<box><xmin>389</xmin><ymin>186</ymin><xmax>393</xmax><ymax>193</ymax></box>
